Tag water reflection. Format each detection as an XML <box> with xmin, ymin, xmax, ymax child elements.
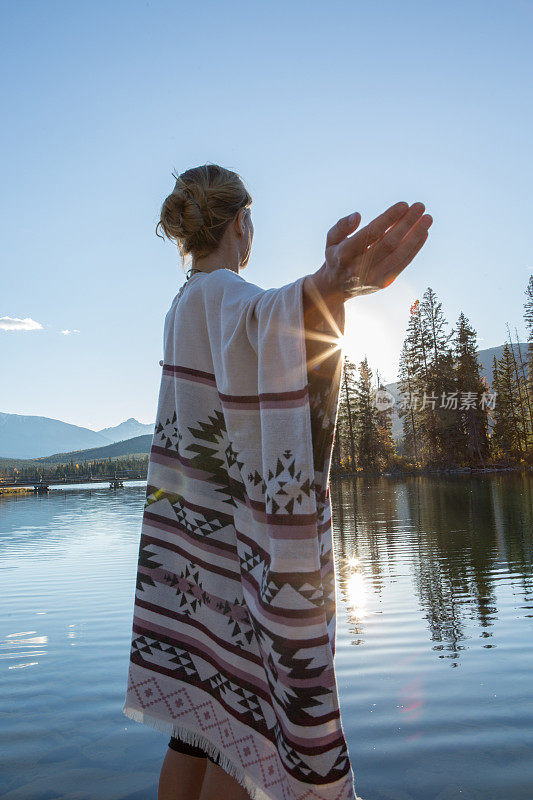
<box><xmin>0</xmin><ymin>475</ymin><xmax>532</xmax><ymax>799</ymax></box>
<box><xmin>0</xmin><ymin>481</ymin><xmax>146</xmax><ymax>563</ymax></box>
<box><xmin>342</xmin><ymin>556</ymin><xmax>369</xmax><ymax>619</ymax></box>
<box><xmin>331</xmin><ymin>474</ymin><xmax>533</xmax><ymax>661</ymax></box>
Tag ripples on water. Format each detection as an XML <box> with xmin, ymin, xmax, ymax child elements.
<box><xmin>0</xmin><ymin>475</ymin><xmax>532</xmax><ymax>799</ymax></box>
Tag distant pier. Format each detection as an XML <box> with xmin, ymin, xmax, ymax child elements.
<box><xmin>0</xmin><ymin>473</ymin><xmax>142</xmax><ymax>497</ymax></box>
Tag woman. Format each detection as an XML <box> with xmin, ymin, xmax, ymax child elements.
<box><xmin>122</xmin><ymin>164</ymin><xmax>432</xmax><ymax>800</ymax></box>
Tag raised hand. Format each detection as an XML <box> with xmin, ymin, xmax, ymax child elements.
<box><xmin>318</xmin><ymin>201</ymin><xmax>433</xmax><ymax>300</ymax></box>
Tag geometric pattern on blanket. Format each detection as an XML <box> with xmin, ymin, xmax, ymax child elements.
<box><xmin>123</xmin><ymin>269</ymin><xmax>362</xmax><ymax>800</ymax></box>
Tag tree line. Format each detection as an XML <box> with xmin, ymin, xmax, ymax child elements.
<box><xmin>331</xmin><ymin>275</ymin><xmax>533</xmax><ymax>474</ymax></box>
<box><xmin>0</xmin><ymin>455</ymin><xmax>149</xmax><ymax>483</ymax></box>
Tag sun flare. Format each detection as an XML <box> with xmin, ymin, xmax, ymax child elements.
<box><xmin>340</xmin><ymin>281</ymin><xmax>418</xmax><ymax>380</ymax></box>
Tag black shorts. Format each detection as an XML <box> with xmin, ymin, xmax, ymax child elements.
<box><xmin>168</xmin><ymin>735</ymin><xmax>220</xmax><ymax>765</ymax></box>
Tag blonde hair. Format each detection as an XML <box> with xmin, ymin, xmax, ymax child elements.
<box><xmin>156</xmin><ymin>163</ymin><xmax>252</xmax><ymax>264</ymax></box>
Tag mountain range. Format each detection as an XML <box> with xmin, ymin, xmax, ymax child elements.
<box><xmin>0</xmin><ymin>414</ymin><xmax>154</xmax><ymax>459</ymax></box>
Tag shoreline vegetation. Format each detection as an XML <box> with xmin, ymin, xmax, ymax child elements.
<box><xmin>2</xmin><ymin>277</ymin><xmax>532</xmax><ymax>492</ymax></box>
<box><xmin>0</xmin><ymin>486</ymin><xmax>35</xmax><ymax>496</ymax></box>
<box><xmin>0</xmin><ymin>456</ymin><xmax>149</xmax><ymax>494</ymax></box>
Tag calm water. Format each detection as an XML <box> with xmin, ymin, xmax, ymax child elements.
<box><xmin>1</xmin><ymin>475</ymin><xmax>532</xmax><ymax>800</ymax></box>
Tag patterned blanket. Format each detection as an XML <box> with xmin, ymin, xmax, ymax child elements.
<box><xmin>122</xmin><ymin>268</ymin><xmax>362</xmax><ymax>800</ymax></box>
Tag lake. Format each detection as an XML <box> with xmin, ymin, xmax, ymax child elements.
<box><xmin>1</xmin><ymin>474</ymin><xmax>532</xmax><ymax>800</ymax></box>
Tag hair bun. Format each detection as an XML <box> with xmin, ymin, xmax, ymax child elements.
<box><xmin>156</xmin><ymin>163</ymin><xmax>252</xmax><ymax>263</ymax></box>
<box><xmin>166</xmin><ymin>187</ymin><xmax>204</xmax><ymax>240</ymax></box>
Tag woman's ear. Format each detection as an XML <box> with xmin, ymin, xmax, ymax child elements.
<box><xmin>236</xmin><ymin>207</ymin><xmax>247</xmax><ymax>236</ymax></box>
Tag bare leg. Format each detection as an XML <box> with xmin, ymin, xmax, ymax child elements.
<box><xmin>158</xmin><ymin>746</ymin><xmax>208</xmax><ymax>800</ymax></box>
<box><xmin>199</xmin><ymin>759</ymin><xmax>252</xmax><ymax>800</ymax></box>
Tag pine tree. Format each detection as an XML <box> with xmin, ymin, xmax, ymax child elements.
<box><xmin>331</xmin><ymin>423</ymin><xmax>342</xmax><ymax>472</ymax></box>
<box><xmin>525</xmin><ymin>275</ymin><xmax>533</xmax><ymax>403</ymax></box>
<box><xmin>334</xmin><ymin>394</ymin><xmax>352</xmax><ymax>472</ymax></box>
<box><xmin>453</xmin><ymin>312</ymin><xmax>490</xmax><ymax>465</ymax></box>
<box><xmin>398</xmin><ymin>304</ymin><xmax>423</xmax><ymax>465</ymax></box>
<box><xmin>339</xmin><ymin>357</ymin><xmax>357</xmax><ymax>471</ymax></box>
<box><xmin>512</xmin><ymin>325</ymin><xmax>533</xmax><ymax>450</ymax></box>
<box><xmin>344</xmin><ymin>358</ymin><xmax>358</xmax><ymax>470</ymax></box>
<box><xmin>421</xmin><ymin>287</ymin><xmax>451</xmax><ymax>370</ymax></box>
<box><xmin>491</xmin><ymin>346</ymin><xmax>524</xmax><ymax>460</ymax></box>
<box><xmin>397</xmin><ymin>342</ymin><xmax>417</xmax><ymax>461</ymax></box>
<box><xmin>419</xmin><ymin>288</ymin><xmax>455</xmax><ymax>465</ymax></box>
<box><xmin>504</xmin><ymin>323</ymin><xmax>530</xmax><ymax>453</ymax></box>
<box><xmin>353</xmin><ymin>358</ymin><xmax>380</xmax><ymax>472</ymax></box>
<box><xmin>375</xmin><ymin>370</ymin><xmax>396</xmax><ymax>469</ymax></box>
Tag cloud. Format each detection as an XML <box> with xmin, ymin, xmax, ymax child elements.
<box><xmin>61</xmin><ymin>329</ymin><xmax>80</xmax><ymax>335</ymax></box>
<box><xmin>0</xmin><ymin>316</ymin><xmax>43</xmax><ymax>331</ymax></box>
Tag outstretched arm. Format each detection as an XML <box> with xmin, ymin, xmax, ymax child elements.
<box><xmin>301</xmin><ymin>200</ymin><xmax>433</xmax><ymax>479</ymax></box>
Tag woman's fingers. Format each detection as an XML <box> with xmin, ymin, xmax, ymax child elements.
<box><xmin>370</xmin><ymin>202</ymin><xmax>427</xmax><ymax>263</ymax></box>
<box><xmin>377</xmin><ymin>224</ymin><xmax>431</xmax><ymax>287</ymax></box>
<box><xmin>325</xmin><ymin>211</ymin><xmax>361</xmax><ymax>248</ymax></box>
<box><xmin>344</xmin><ymin>201</ymin><xmax>410</xmax><ymax>257</ymax></box>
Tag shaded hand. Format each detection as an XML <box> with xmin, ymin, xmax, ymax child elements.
<box><xmin>322</xmin><ymin>201</ymin><xmax>433</xmax><ymax>298</ymax></box>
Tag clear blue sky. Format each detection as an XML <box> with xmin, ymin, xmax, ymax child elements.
<box><xmin>1</xmin><ymin>0</ymin><xmax>531</xmax><ymax>430</ymax></box>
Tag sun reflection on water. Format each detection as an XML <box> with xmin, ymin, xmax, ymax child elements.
<box><xmin>343</xmin><ymin>555</ymin><xmax>368</xmax><ymax>619</ymax></box>
<box><xmin>1</xmin><ymin>630</ymin><xmax>48</xmax><ymax>669</ymax></box>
